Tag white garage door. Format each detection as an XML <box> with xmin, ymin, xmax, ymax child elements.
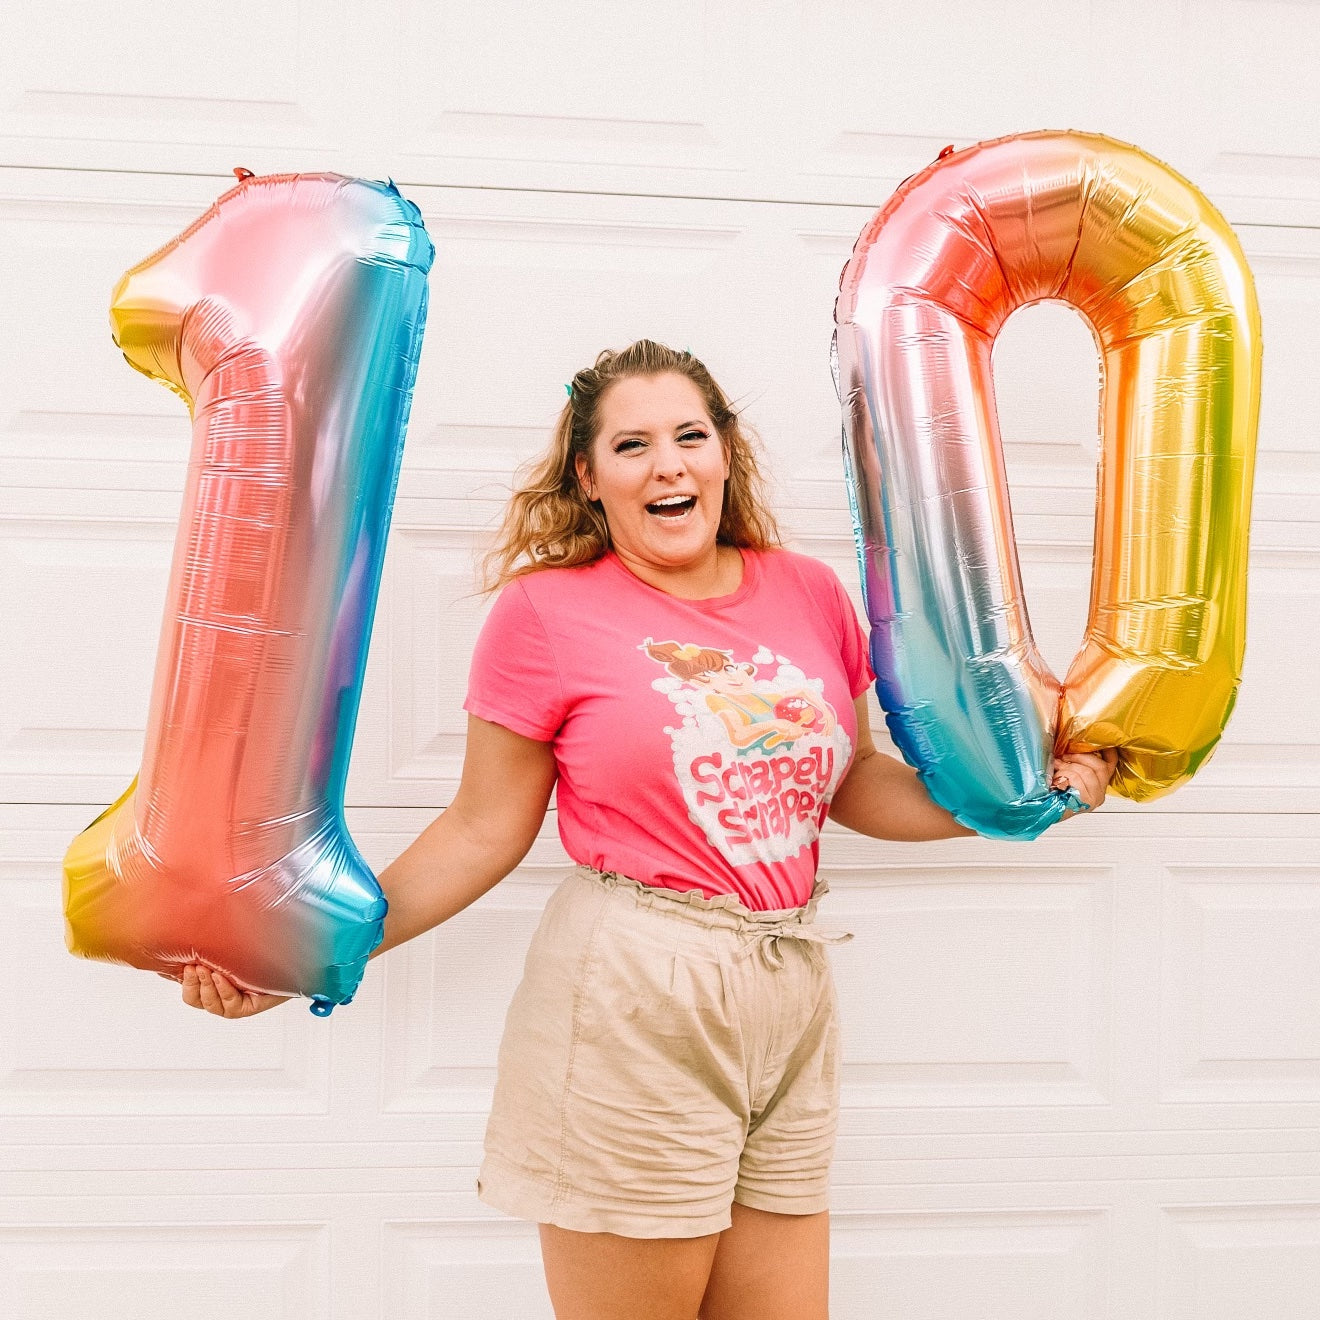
<box><xmin>2</xmin><ymin>3</ymin><xmax>1317</xmax><ymax>1317</ymax></box>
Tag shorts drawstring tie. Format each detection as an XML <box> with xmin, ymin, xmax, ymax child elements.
<box><xmin>736</xmin><ymin>921</ymin><xmax>853</xmax><ymax>970</ymax></box>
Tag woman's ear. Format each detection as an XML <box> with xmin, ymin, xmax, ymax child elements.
<box><xmin>574</xmin><ymin>453</ymin><xmax>594</xmax><ymax>501</ymax></box>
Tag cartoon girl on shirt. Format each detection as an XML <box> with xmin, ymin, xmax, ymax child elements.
<box><xmin>642</xmin><ymin>639</ymin><xmax>836</xmax><ymax>754</ymax></box>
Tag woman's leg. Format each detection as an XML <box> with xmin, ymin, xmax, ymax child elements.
<box><xmin>538</xmin><ymin>1223</ymin><xmax>722</xmax><ymax>1320</ymax></box>
<box><xmin>699</xmin><ymin>1203</ymin><xmax>830</xmax><ymax>1320</ymax></box>
<box><xmin>537</xmin><ymin>1204</ymin><xmax>830</xmax><ymax>1320</ymax></box>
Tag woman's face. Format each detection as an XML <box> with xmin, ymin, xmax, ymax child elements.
<box><xmin>576</xmin><ymin>372</ymin><xmax>730</xmax><ymax>579</ymax></box>
<box><xmin>695</xmin><ymin>662</ymin><xmax>756</xmax><ymax>694</ymax></box>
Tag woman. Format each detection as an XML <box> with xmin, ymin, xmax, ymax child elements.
<box><xmin>182</xmin><ymin>340</ymin><xmax>1115</xmax><ymax>1320</ymax></box>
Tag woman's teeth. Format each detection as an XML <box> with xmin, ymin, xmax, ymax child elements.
<box><xmin>647</xmin><ymin>495</ymin><xmax>697</xmax><ymax>518</ymax></box>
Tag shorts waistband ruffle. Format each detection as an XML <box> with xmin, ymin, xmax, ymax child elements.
<box><xmin>572</xmin><ymin>864</ymin><xmax>854</xmax><ymax>967</ymax></box>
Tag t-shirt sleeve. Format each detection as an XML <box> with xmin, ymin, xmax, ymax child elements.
<box><xmin>463</xmin><ymin>577</ymin><xmax>566</xmax><ymax>741</ymax></box>
<box><xmin>823</xmin><ymin>561</ymin><xmax>875</xmax><ymax>699</ymax></box>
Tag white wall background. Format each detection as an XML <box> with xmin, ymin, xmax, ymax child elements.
<box><xmin>2</xmin><ymin>3</ymin><xmax>1318</xmax><ymax>1317</ymax></box>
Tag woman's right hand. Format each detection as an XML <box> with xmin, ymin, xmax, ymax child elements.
<box><xmin>181</xmin><ymin>964</ymin><xmax>291</xmax><ymax>1019</ymax></box>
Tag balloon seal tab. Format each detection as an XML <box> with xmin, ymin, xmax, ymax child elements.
<box><xmin>937</xmin><ymin>144</ymin><xmax>956</xmax><ymax>161</ymax></box>
<box><xmin>308</xmin><ymin>996</ymin><xmax>335</xmax><ymax>1018</ymax></box>
<box><xmin>233</xmin><ymin>166</ymin><xmax>255</xmax><ymax>182</ymax></box>
<box><xmin>1061</xmin><ymin>787</ymin><xmax>1089</xmax><ymax>814</ymax></box>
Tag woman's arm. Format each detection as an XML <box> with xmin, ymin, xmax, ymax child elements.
<box><xmin>827</xmin><ymin>696</ymin><xmax>976</xmax><ymax>841</ymax></box>
<box><xmin>183</xmin><ymin>714</ymin><xmax>556</xmax><ymax>1016</ymax></box>
<box><xmin>369</xmin><ymin>714</ymin><xmax>557</xmax><ymax>956</ymax></box>
<box><xmin>827</xmin><ymin>696</ymin><xmax>1115</xmax><ymax>842</ymax></box>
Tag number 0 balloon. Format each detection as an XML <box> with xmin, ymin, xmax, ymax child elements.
<box><xmin>835</xmin><ymin>131</ymin><xmax>1261</xmax><ymax>839</ymax></box>
<box><xmin>63</xmin><ymin>171</ymin><xmax>433</xmax><ymax>1011</ymax></box>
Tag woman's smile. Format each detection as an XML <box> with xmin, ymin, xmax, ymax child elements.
<box><xmin>646</xmin><ymin>493</ymin><xmax>698</xmax><ymax>519</ymax></box>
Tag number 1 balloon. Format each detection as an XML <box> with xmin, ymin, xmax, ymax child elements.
<box><xmin>835</xmin><ymin>131</ymin><xmax>1261</xmax><ymax>840</ymax></box>
<box><xmin>63</xmin><ymin>171</ymin><xmax>433</xmax><ymax>1011</ymax></box>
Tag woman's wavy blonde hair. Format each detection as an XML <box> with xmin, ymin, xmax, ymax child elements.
<box><xmin>482</xmin><ymin>340</ymin><xmax>781</xmax><ymax>591</ymax></box>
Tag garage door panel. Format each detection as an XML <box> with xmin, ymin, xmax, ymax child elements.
<box><xmin>0</xmin><ymin>518</ymin><xmax>168</xmax><ymax>802</ymax></box>
<box><xmin>831</xmin><ymin>866</ymin><xmax>1115</xmax><ymax>1108</ymax></box>
<box><xmin>1161</xmin><ymin>865</ymin><xmax>1320</xmax><ymax>1104</ymax></box>
<box><xmin>379</xmin><ymin>882</ymin><xmax>547</xmax><ymax>1114</ymax></box>
<box><xmin>828</xmin><ymin>1208</ymin><xmax>1109</xmax><ymax>1320</ymax></box>
<box><xmin>0</xmin><ymin>0</ymin><xmax>365</xmax><ymax>169</ymax></box>
<box><xmin>0</xmin><ymin>1223</ymin><xmax>331</xmax><ymax>1320</ymax></box>
<box><xmin>1161</xmin><ymin>1203</ymin><xmax>1320</xmax><ymax>1320</ymax></box>
<box><xmin>383</xmin><ymin>1219</ymin><xmax>553</xmax><ymax>1320</ymax></box>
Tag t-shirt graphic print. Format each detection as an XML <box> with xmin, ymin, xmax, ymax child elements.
<box><xmin>642</xmin><ymin>638</ymin><xmax>853</xmax><ymax>867</ymax></box>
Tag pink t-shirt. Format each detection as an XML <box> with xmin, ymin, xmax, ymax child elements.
<box><xmin>464</xmin><ymin>548</ymin><xmax>874</xmax><ymax>911</ymax></box>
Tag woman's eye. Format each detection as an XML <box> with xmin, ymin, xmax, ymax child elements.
<box><xmin>679</xmin><ymin>430</ymin><xmax>708</xmax><ymax>443</ymax></box>
<box><xmin>615</xmin><ymin>438</ymin><xmax>645</xmax><ymax>453</ymax></box>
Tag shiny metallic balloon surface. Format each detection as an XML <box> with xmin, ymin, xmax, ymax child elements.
<box><xmin>835</xmin><ymin>131</ymin><xmax>1261</xmax><ymax>839</ymax></box>
<box><xmin>63</xmin><ymin>172</ymin><xmax>433</xmax><ymax>1007</ymax></box>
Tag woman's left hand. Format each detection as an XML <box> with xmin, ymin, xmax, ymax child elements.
<box><xmin>1052</xmin><ymin>747</ymin><xmax>1119</xmax><ymax>814</ymax></box>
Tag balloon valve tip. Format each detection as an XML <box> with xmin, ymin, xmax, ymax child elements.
<box><xmin>308</xmin><ymin>996</ymin><xmax>335</xmax><ymax>1018</ymax></box>
<box><xmin>233</xmin><ymin>166</ymin><xmax>255</xmax><ymax>182</ymax></box>
<box><xmin>937</xmin><ymin>144</ymin><xmax>956</xmax><ymax>161</ymax></box>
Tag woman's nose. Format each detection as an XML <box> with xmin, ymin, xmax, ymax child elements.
<box><xmin>651</xmin><ymin>438</ymin><xmax>687</xmax><ymax>477</ymax></box>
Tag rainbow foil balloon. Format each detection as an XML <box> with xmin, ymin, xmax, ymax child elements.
<box><xmin>63</xmin><ymin>171</ymin><xmax>433</xmax><ymax>1012</ymax></box>
<box><xmin>835</xmin><ymin>131</ymin><xmax>1261</xmax><ymax>840</ymax></box>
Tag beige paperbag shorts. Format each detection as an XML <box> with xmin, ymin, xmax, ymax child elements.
<box><xmin>477</xmin><ymin>864</ymin><xmax>850</xmax><ymax>1238</ymax></box>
